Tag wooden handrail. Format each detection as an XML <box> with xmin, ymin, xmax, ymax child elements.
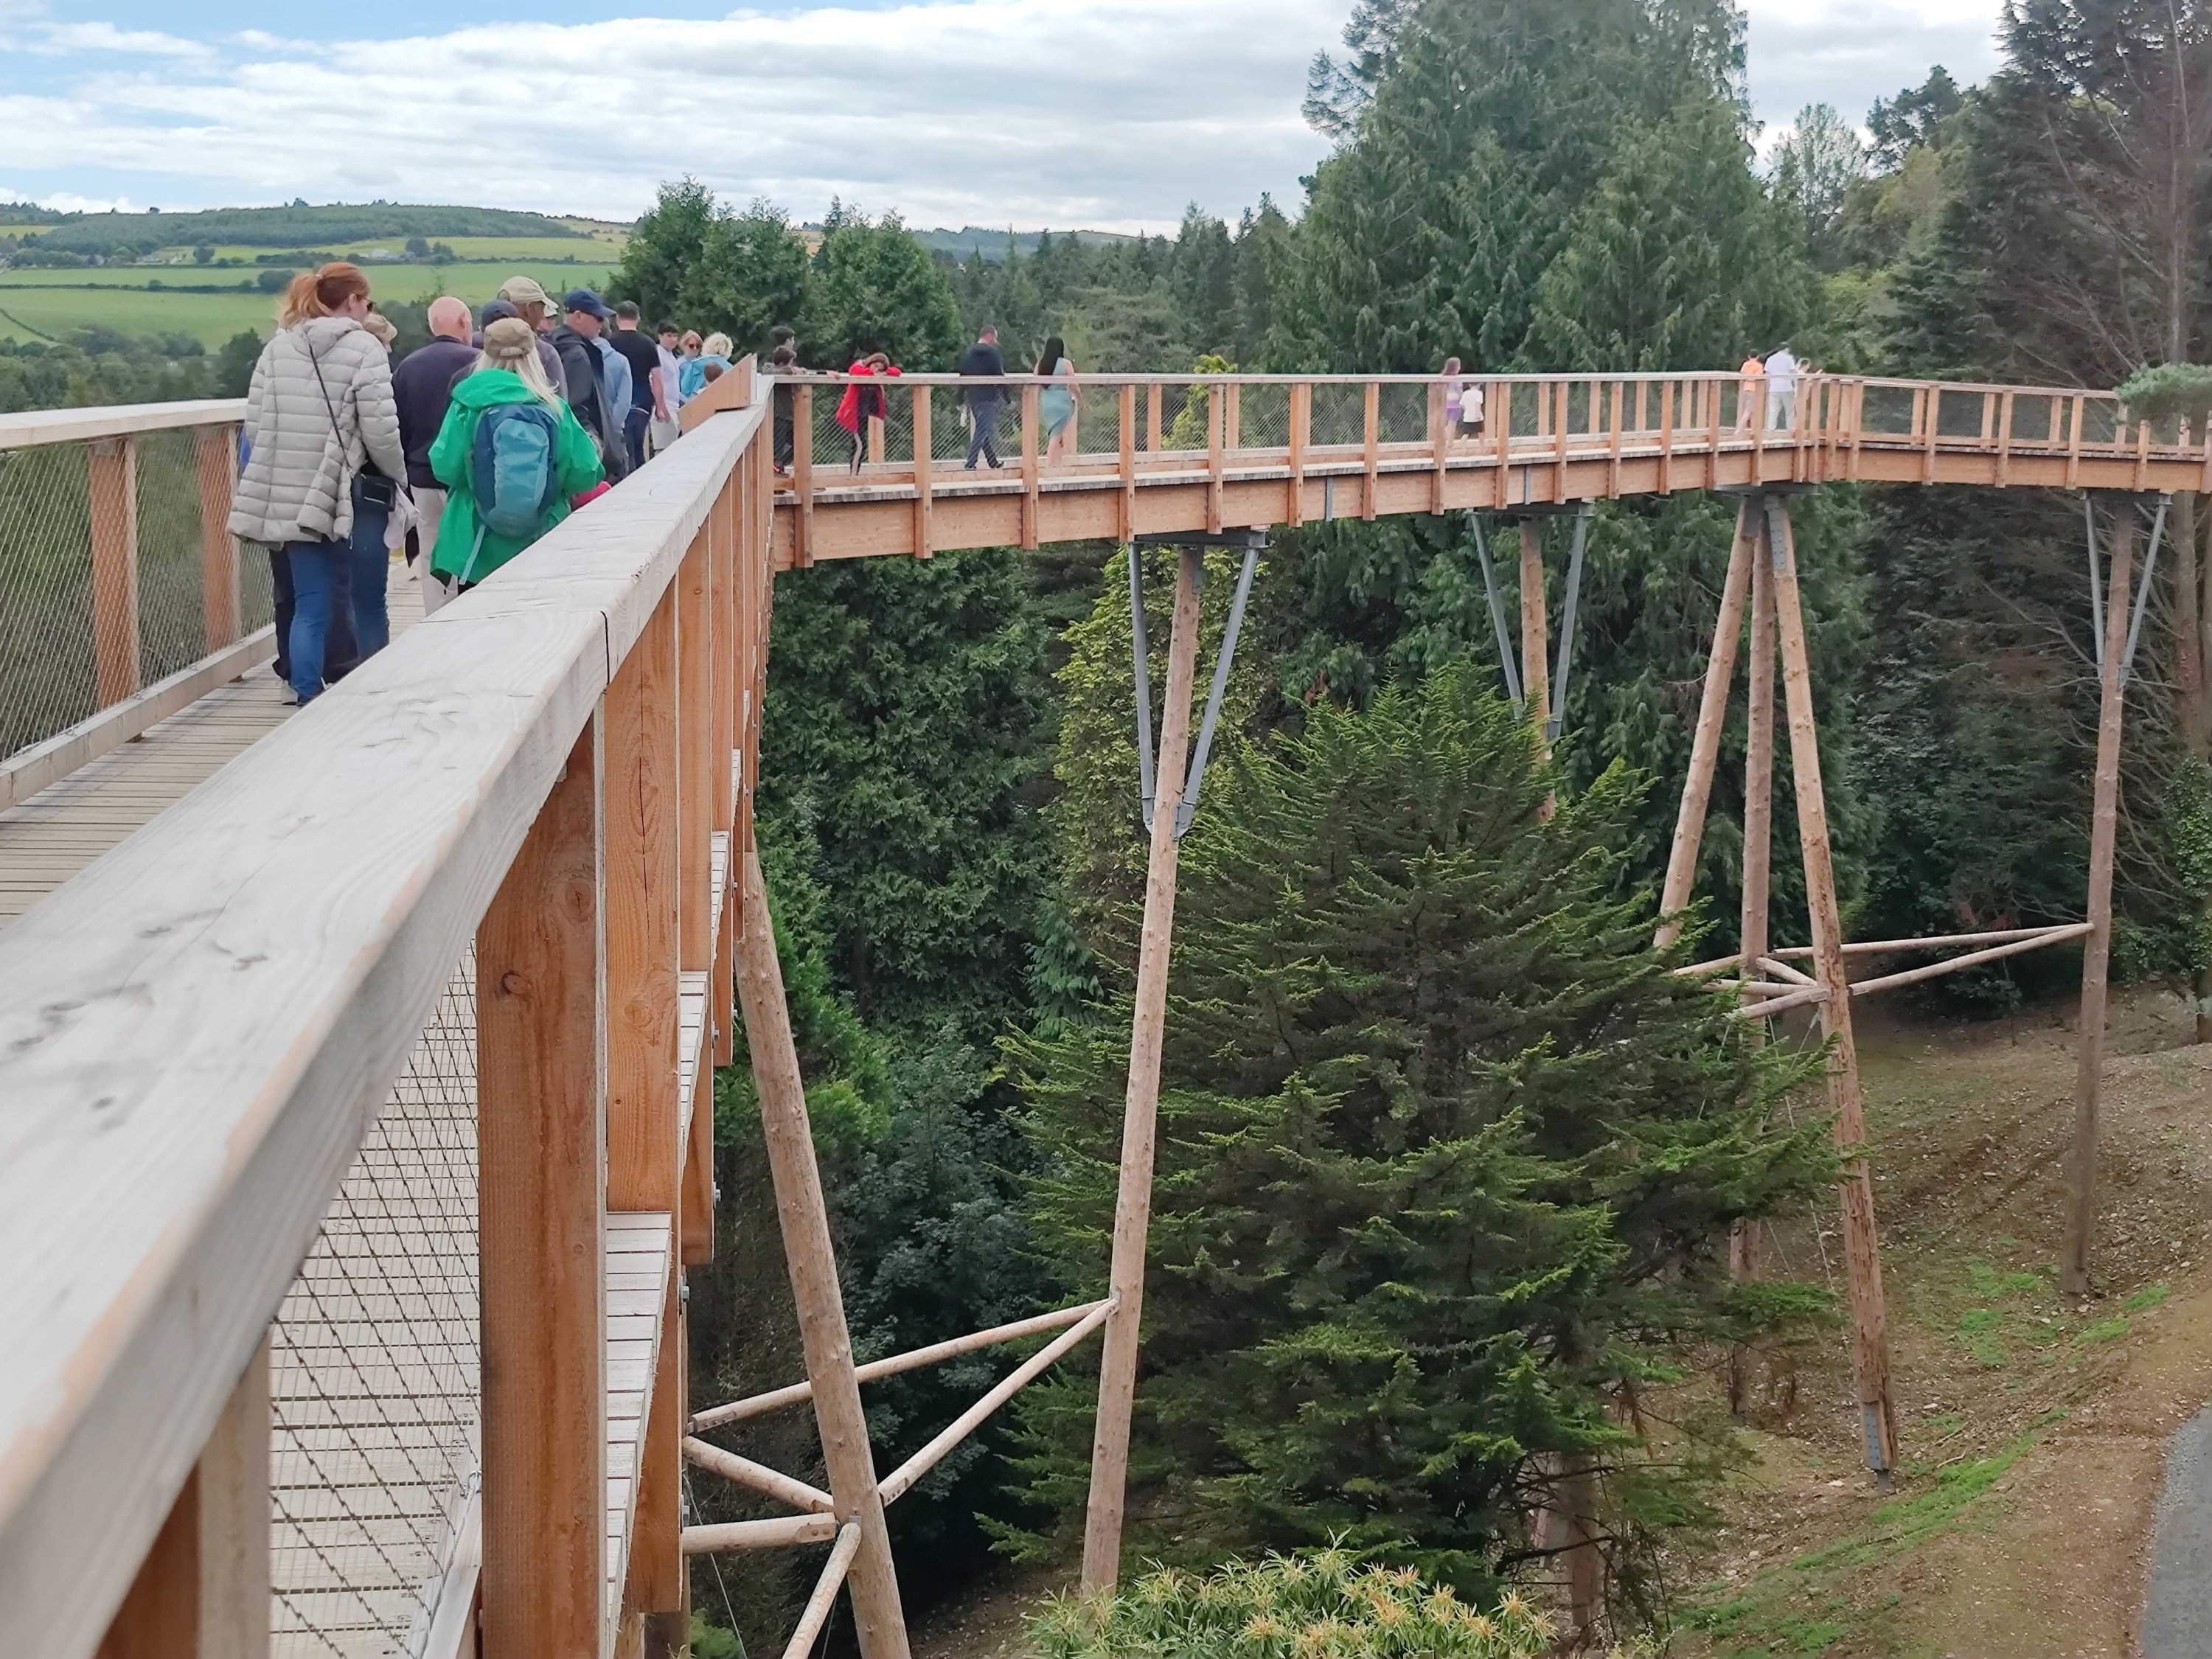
<box><xmin>0</xmin><ymin>388</ymin><xmax>768</xmax><ymax>1656</ymax></box>
<box><xmin>0</xmin><ymin>397</ymin><xmax>246</xmax><ymax>451</ymax></box>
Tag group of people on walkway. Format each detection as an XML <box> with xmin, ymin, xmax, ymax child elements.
<box><xmin>229</xmin><ymin>261</ymin><xmax>745</xmax><ymax>706</ymax></box>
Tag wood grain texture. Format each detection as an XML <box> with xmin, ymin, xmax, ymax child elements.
<box><xmin>606</xmin><ymin>591</ymin><xmax>681</xmax><ymax>1214</ymax></box>
<box><xmin>1767</xmin><ymin>498</ymin><xmax>1896</xmax><ymax>1473</ymax></box>
<box><xmin>1653</xmin><ymin>500</ymin><xmax>1753</xmax><ymax>949</ymax></box>
<box><xmin>478</xmin><ymin>717</ymin><xmax>607</xmax><ymax>1659</ymax></box>
<box><xmin>88</xmin><ymin>436</ymin><xmax>141</xmax><ymax>709</ymax></box>
<box><xmin>1082</xmin><ymin>549</ymin><xmax>1202</xmax><ymax>1595</ymax></box>
<box><xmin>736</xmin><ymin>835</ymin><xmax>911</xmax><ymax>1659</ymax></box>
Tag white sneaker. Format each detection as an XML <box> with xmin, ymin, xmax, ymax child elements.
<box><xmin>280</xmin><ymin>686</ymin><xmax>301</xmax><ymax>706</ymax></box>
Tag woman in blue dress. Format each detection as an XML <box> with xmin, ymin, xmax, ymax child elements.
<box><xmin>1035</xmin><ymin>334</ymin><xmax>1079</xmax><ymax>467</ymax></box>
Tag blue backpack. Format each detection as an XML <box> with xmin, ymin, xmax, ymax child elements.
<box><xmin>459</xmin><ymin>401</ymin><xmax>563</xmax><ymax>584</ymax></box>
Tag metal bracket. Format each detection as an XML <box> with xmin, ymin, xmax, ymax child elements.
<box><xmin>1130</xmin><ymin>532</ymin><xmax>1263</xmax><ymax>840</ymax></box>
<box><xmin>2084</xmin><ymin>492</ymin><xmax>2168</xmax><ymax>685</ymax></box>
<box><xmin>1469</xmin><ymin>502</ymin><xmax>1590</xmax><ymax>740</ymax></box>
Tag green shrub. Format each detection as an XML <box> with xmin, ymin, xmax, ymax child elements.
<box><xmin>1026</xmin><ymin>1547</ymin><xmax>1554</xmax><ymax>1658</ymax></box>
<box><xmin>2116</xmin><ymin>363</ymin><xmax>2212</xmax><ymax>431</ymax></box>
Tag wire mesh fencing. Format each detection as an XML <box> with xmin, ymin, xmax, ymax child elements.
<box><xmin>1</xmin><ymin>425</ymin><xmax>247</xmax><ymax>766</ymax></box>
<box><xmin>270</xmin><ymin>954</ymin><xmax>480</xmax><ymax>1659</ymax></box>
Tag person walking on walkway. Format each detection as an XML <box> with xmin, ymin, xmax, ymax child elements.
<box><xmin>493</xmin><ymin>275</ymin><xmax>571</xmax><ymax>392</ymax></box>
<box><xmin>770</xmin><ymin>343</ymin><xmax>801</xmax><ymax>471</ymax></box>
<box><xmin>393</xmin><ymin>294</ymin><xmax>478</xmax><ymax>616</ymax></box>
<box><xmin>1764</xmin><ymin>342</ymin><xmax>1799</xmax><ymax>431</ymax></box>
<box><xmin>959</xmin><ymin>325</ymin><xmax>1006</xmax><ymax>469</ymax></box>
<box><xmin>1441</xmin><ymin>355</ymin><xmax>1484</xmax><ymax>443</ymax></box>
<box><xmin>650</xmin><ymin>320</ymin><xmax>684</xmax><ymax>453</ymax></box>
<box><xmin>835</xmin><ymin>351</ymin><xmax>897</xmax><ymax>473</ymax></box>
<box><xmin>1036</xmin><ymin>334</ymin><xmax>1078</xmax><ymax>466</ymax></box>
<box><xmin>427</xmin><ymin>317</ymin><xmax>604</xmax><ymax>593</ymax></box>
<box><xmin>608</xmin><ymin>301</ymin><xmax>661</xmax><ymax>470</ymax></box>
<box><xmin>681</xmin><ymin>332</ymin><xmax>734</xmax><ymax>402</ymax></box>
<box><xmin>1737</xmin><ymin>349</ymin><xmax>1767</xmax><ymax>431</ymax></box>
<box><xmin>546</xmin><ymin>288</ymin><xmax>628</xmax><ymax>481</ymax></box>
<box><xmin>231</xmin><ymin>262</ymin><xmax>406</xmax><ymax>706</ymax></box>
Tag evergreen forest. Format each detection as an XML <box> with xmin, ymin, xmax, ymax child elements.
<box><xmin>619</xmin><ymin>0</ymin><xmax>2212</xmax><ymax>1648</ymax></box>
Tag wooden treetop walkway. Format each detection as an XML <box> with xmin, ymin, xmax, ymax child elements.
<box><xmin>0</xmin><ymin>364</ymin><xmax>2197</xmax><ymax>1659</ymax></box>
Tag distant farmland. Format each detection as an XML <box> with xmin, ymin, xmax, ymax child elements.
<box><xmin>0</xmin><ymin>259</ymin><xmax>623</xmax><ymax>347</ymax></box>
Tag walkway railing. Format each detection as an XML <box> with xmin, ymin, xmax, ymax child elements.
<box><xmin>772</xmin><ymin>370</ymin><xmax>2212</xmax><ymax>563</ymax></box>
<box><xmin>0</xmin><ymin>398</ymin><xmax>267</xmax><ymax>807</ymax></box>
<box><xmin>0</xmin><ymin>375</ymin><xmax>772</xmax><ymax>1659</ymax></box>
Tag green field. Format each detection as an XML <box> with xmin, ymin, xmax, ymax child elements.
<box><xmin>186</xmin><ymin>232</ymin><xmax>626</xmax><ymax>264</ymax></box>
<box><xmin>0</xmin><ymin>260</ymin><xmax>625</xmax><ymax>346</ymax></box>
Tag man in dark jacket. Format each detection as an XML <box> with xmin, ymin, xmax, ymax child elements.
<box><xmin>391</xmin><ymin>295</ymin><xmax>478</xmax><ymax>613</ymax></box>
<box><xmin>547</xmin><ymin>289</ymin><xmax>629</xmax><ymax>482</ymax></box>
<box><xmin>958</xmin><ymin>326</ymin><xmax>1006</xmax><ymax>469</ymax></box>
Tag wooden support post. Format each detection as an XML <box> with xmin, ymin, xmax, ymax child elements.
<box><xmin>1653</xmin><ymin>500</ymin><xmax>1755</xmax><ymax>949</ymax></box>
<box><xmin>793</xmin><ymin>385</ymin><xmax>814</xmax><ymax>569</ymax></box>
<box><xmin>97</xmin><ymin>1340</ymin><xmax>271</xmax><ymax>1659</ymax></box>
<box><xmin>1222</xmin><ymin>382</ymin><xmax>1240</xmax><ymax>451</ymax></box>
<box><xmin>88</xmin><ymin>434</ymin><xmax>141</xmax><ymax>709</ymax></box>
<box><xmin>911</xmin><ymin>386</ymin><xmax>933</xmax><ymax>557</ymax></box>
<box><xmin>1767</xmin><ymin>496</ymin><xmax>1896</xmax><ymax>1477</ymax></box>
<box><xmin>1147</xmin><ymin>383</ymin><xmax>1163</xmax><ymax>454</ymax></box>
<box><xmin>608</xmin><ymin>592</ymin><xmax>681</xmax><ymax>1214</ymax></box>
<box><xmin>479</xmin><ymin>718</ymin><xmax>607</xmax><ymax>1658</ymax></box>
<box><xmin>1082</xmin><ymin>547</ymin><xmax>1204</xmax><ymax>1596</ymax></box>
<box><xmin>627</xmin><ymin>1270</ymin><xmax>686</xmax><ymax>1657</ymax></box>
<box><xmin>1361</xmin><ymin>381</ymin><xmax>1380</xmax><ymax>521</ymax></box>
<box><xmin>1518</xmin><ymin>519</ymin><xmax>1551</xmax><ymax>755</ymax></box>
<box><xmin>737</xmin><ymin>837</ymin><xmax>911</xmax><ymax>1658</ymax></box>
<box><xmin>868</xmin><ymin>414</ymin><xmax>885</xmax><ymax>466</ymax></box>
<box><xmin>1726</xmin><ymin>528</ymin><xmax>1778</xmax><ymax>1410</ymax></box>
<box><xmin>2064</xmin><ymin>508</ymin><xmax>2136</xmax><ymax>1295</ymax></box>
<box><xmin>195</xmin><ymin>425</ymin><xmax>240</xmax><ymax>654</ymax></box>
<box><xmin>1429</xmin><ymin>378</ymin><xmax>1448</xmax><ymax>515</ymax></box>
<box><xmin>1287</xmin><ymin>382</ymin><xmax>1309</xmax><ymax>526</ymax></box>
<box><xmin>1658</xmin><ymin>380</ymin><xmax>1676</xmax><ymax>492</ymax></box>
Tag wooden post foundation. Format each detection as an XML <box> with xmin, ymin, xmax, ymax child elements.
<box><xmin>2063</xmin><ymin>507</ymin><xmax>2137</xmax><ymax>1295</ymax></box>
<box><xmin>1766</xmin><ymin>498</ymin><xmax>1896</xmax><ymax>1475</ymax></box>
<box><xmin>1081</xmin><ymin>546</ymin><xmax>1204</xmax><ymax>1595</ymax></box>
<box><xmin>736</xmin><ymin>837</ymin><xmax>911</xmax><ymax>1659</ymax></box>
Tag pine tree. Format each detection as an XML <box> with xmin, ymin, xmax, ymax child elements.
<box><xmin>1003</xmin><ymin>664</ymin><xmax>1833</xmax><ymax>1606</ymax></box>
<box><xmin>610</xmin><ymin>177</ymin><xmax>719</xmax><ymax>324</ymax></box>
<box><xmin>684</xmin><ymin>199</ymin><xmax>812</xmax><ymax>356</ymax></box>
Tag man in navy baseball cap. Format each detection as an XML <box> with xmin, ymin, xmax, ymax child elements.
<box><xmin>547</xmin><ymin>290</ymin><xmax>629</xmax><ymax>479</ymax></box>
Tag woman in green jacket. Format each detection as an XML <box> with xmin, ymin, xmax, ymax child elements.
<box><xmin>428</xmin><ymin>316</ymin><xmax>605</xmax><ymax>590</ymax></box>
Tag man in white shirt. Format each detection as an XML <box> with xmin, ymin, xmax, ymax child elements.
<box><xmin>1764</xmin><ymin>344</ymin><xmax>1799</xmax><ymax>431</ymax></box>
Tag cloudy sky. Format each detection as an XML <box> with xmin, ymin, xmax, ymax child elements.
<box><xmin>0</xmin><ymin>0</ymin><xmax>2004</xmax><ymax>232</ymax></box>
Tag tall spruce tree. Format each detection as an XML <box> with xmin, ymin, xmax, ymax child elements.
<box><xmin>1002</xmin><ymin>664</ymin><xmax>1833</xmax><ymax>1609</ymax></box>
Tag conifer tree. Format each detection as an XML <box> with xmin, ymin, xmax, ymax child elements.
<box><xmin>1003</xmin><ymin>664</ymin><xmax>1833</xmax><ymax>1607</ymax></box>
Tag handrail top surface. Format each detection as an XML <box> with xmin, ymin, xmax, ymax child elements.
<box><xmin>768</xmin><ymin>369</ymin><xmax>2127</xmax><ymax>402</ymax></box>
<box><xmin>0</xmin><ymin>397</ymin><xmax>248</xmax><ymax>451</ymax></box>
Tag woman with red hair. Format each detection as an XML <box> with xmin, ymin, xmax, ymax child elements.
<box><xmin>229</xmin><ymin>262</ymin><xmax>406</xmax><ymax>704</ymax></box>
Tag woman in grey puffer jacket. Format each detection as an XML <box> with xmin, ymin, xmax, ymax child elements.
<box><xmin>230</xmin><ymin>262</ymin><xmax>406</xmax><ymax>704</ymax></box>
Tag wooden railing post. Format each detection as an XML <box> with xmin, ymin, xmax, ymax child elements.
<box><xmin>88</xmin><ymin>434</ymin><xmax>140</xmax><ymax>708</ymax></box>
<box><xmin>793</xmin><ymin>384</ymin><xmax>815</xmax><ymax>569</ymax></box>
<box><xmin>678</xmin><ymin>530</ymin><xmax>714</xmax><ymax>984</ymax></box>
<box><xmin>608</xmin><ymin>590</ymin><xmax>681</xmax><ymax>1215</ymax></box>
<box><xmin>1361</xmin><ymin>382</ymin><xmax>1380</xmax><ymax>521</ymax></box>
<box><xmin>1206</xmin><ymin>384</ymin><xmax>1225</xmax><ymax>534</ymax></box>
<box><xmin>2064</xmin><ymin>507</ymin><xmax>2136</xmax><ymax>1295</ymax></box>
<box><xmin>1119</xmin><ymin>383</ymin><xmax>1138</xmax><ymax>542</ymax></box>
<box><xmin>1427</xmin><ymin>378</ymin><xmax>1448</xmax><ymax>515</ymax></box>
<box><xmin>95</xmin><ymin>1340</ymin><xmax>270</xmax><ymax>1659</ymax></box>
<box><xmin>478</xmin><ymin>717</ymin><xmax>607</xmax><ymax>1659</ymax></box>
<box><xmin>1765</xmin><ymin>495</ymin><xmax>1896</xmax><ymax>1477</ymax></box>
<box><xmin>1020</xmin><ymin>383</ymin><xmax>1041</xmax><ymax>551</ymax></box>
<box><xmin>1083</xmin><ymin>546</ymin><xmax>1203</xmax><ymax>1596</ymax></box>
<box><xmin>712</xmin><ymin>473</ymin><xmax>740</xmax><ymax>1076</ymax></box>
<box><xmin>1287</xmin><ymin>381</ymin><xmax>1309</xmax><ymax>526</ymax></box>
<box><xmin>1147</xmin><ymin>383</ymin><xmax>1164</xmax><ymax>454</ymax></box>
<box><xmin>194</xmin><ymin>425</ymin><xmax>240</xmax><ymax>653</ymax></box>
<box><xmin>737</xmin><ymin>838</ymin><xmax>912</xmax><ymax>1659</ymax></box>
<box><xmin>911</xmin><ymin>386</ymin><xmax>933</xmax><ymax>558</ymax></box>
<box><xmin>1653</xmin><ymin>498</ymin><xmax>1755</xmax><ymax>949</ymax></box>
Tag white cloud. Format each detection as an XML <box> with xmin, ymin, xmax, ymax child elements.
<box><xmin>1</xmin><ymin>0</ymin><xmax>1341</xmax><ymax>231</ymax></box>
<box><xmin>30</xmin><ymin>19</ymin><xmax>212</xmax><ymax>59</ymax></box>
<box><xmin>0</xmin><ymin>0</ymin><xmax>2008</xmax><ymax>230</ymax></box>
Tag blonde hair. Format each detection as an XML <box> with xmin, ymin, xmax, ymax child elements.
<box><xmin>279</xmin><ymin>261</ymin><xmax>371</xmax><ymax>329</ymax></box>
<box><xmin>475</xmin><ymin>316</ymin><xmax>560</xmax><ymax>406</ymax></box>
<box><xmin>701</xmin><ymin>332</ymin><xmax>732</xmax><ymax>359</ymax></box>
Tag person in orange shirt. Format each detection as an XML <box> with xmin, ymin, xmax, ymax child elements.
<box><xmin>1736</xmin><ymin>349</ymin><xmax>1767</xmax><ymax>431</ymax></box>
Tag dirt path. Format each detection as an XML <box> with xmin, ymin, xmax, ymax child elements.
<box><xmin>1679</xmin><ymin>989</ymin><xmax>2212</xmax><ymax>1659</ymax></box>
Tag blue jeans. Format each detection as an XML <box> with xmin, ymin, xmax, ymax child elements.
<box><xmin>285</xmin><ymin>493</ymin><xmax>391</xmax><ymax>702</ymax></box>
